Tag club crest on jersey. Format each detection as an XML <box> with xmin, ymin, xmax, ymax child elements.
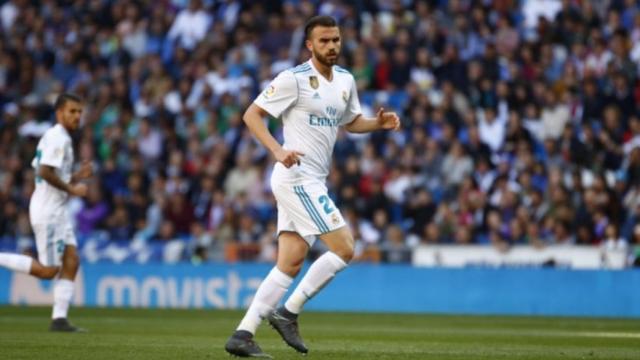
<box><xmin>342</xmin><ymin>90</ymin><xmax>348</xmax><ymax>103</ymax></box>
<box><xmin>264</xmin><ymin>85</ymin><xmax>275</xmax><ymax>98</ymax></box>
<box><xmin>309</xmin><ymin>76</ymin><xmax>319</xmax><ymax>89</ymax></box>
<box><xmin>331</xmin><ymin>213</ymin><xmax>341</xmax><ymax>226</ymax></box>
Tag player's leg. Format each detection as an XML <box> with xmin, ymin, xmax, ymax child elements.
<box><xmin>4</xmin><ymin>223</ymin><xmax>60</xmax><ymax>278</ymax></box>
<box><xmin>32</xmin><ymin>221</ymin><xmax>83</xmax><ymax>331</ymax></box>
<box><xmin>0</xmin><ymin>252</ymin><xmax>57</xmax><ymax>278</ymax></box>
<box><xmin>269</xmin><ymin>226</ymin><xmax>353</xmax><ymax>354</ymax></box>
<box><xmin>237</xmin><ymin>232</ymin><xmax>307</xmax><ymax>333</ymax></box>
<box><xmin>51</xmin><ymin>244</ymin><xmax>79</xmax><ymax>322</ymax></box>
<box><xmin>49</xmin><ymin>223</ymin><xmax>85</xmax><ymax>332</ymax></box>
<box><xmin>30</xmin><ymin>259</ymin><xmax>60</xmax><ymax>279</ymax></box>
<box><xmin>285</xmin><ymin>225</ymin><xmax>353</xmax><ymax>314</ymax></box>
<box><xmin>267</xmin><ymin>183</ymin><xmax>351</xmax><ymax>353</ymax></box>
<box><xmin>0</xmin><ymin>253</ymin><xmax>32</xmax><ymax>273</ymax></box>
<box><xmin>225</xmin><ymin>231</ymin><xmax>308</xmax><ymax>358</ymax></box>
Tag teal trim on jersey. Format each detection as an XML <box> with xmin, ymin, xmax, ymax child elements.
<box><xmin>298</xmin><ymin>186</ymin><xmax>330</xmax><ymax>233</ymax></box>
<box><xmin>292</xmin><ymin>68</ymin><xmax>311</xmax><ymax>74</ymax></box>
<box><xmin>293</xmin><ymin>62</ymin><xmax>310</xmax><ymax>68</ymax></box>
<box><xmin>292</xmin><ymin>63</ymin><xmax>310</xmax><ymax>70</ymax></box>
<box><xmin>34</xmin><ymin>149</ymin><xmax>43</xmax><ymax>183</ymax></box>
<box><xmin>293</xmin><ymin>186</ymin><xmax>321</xmax><ymax>231</ymax></box>
<box><xmin>293</xmin><ymin>185</ymin><xmax>327</xmax><ymax>232</ymax></box>
<box><xmin>291</xmin><ymin>63</ymin><xmax>311</xmax><ymax>74</ymax></box>
<box><xmin>300</xmin><ymin>185</ymin><xmax>331</xmax><ymax>232</ymax></box>
<box><xmin>334</xmin><ymin>66</ymin><xmax>350</xmax><ymax>74</ymax></box>
<box><xmin>294</xmin><ymin>186</ymin><xmax>329</xmax><ymax>233</ymax></box>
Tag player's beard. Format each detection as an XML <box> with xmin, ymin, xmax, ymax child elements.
<box><xmin>313</xmin><ymin>48</ymin><xmax>339</xmax><ymax>67</ymax></box>
<box><xmin>63</xmin><ymin>115</ymin><xmax>80</xmax><ymax>131</ymax></box>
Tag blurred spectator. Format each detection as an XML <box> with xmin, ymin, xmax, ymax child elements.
<box><xmin>105</xmin><ymin>203</ymin><xmax>133</xmax><ymax>240</ymax></box>
<box><xmin>630</xmin><ymin>224</ymin><xmax>640</xmax><ymax>267</ymax></box>
<box><xmin>224</xmin><ymin>152</ymin><xmax>259</xmax><ymax>199</ymax></box>
<box><xmin>602</xmin><ymin>224</ymin><xmax>628</xmax><ymax>251</ymax></box>
<box><xmin>1</xmin><ymin>0</ymin><xmax>639</xmax><ymax>265</ymax></box>
<box><xmin>442</xmin><ymin>140</ymin><xmax>473</xmax><ymax>190</ymax></box>
<box><xmin>167</xmin><ymin>0</ymin><xmax>211</xmax><ymax>50</ymax></box>
<box><xmin>478</xmin><ymin>107</ymin><xmax>507</xmax><ymax>152</ymax></box>
<box><xmin>164</xmin><ymin>192</ymin><xmax>195</xmax><ymax>235</ymax></box>
<box><xmin>137</xmin><ymin>118</ymin><xmax>163</xmax><ymax>163</ymax></box>
<box><xmin>380</xmin><ymin>225</ymin><xmax>411</xmax><ymax>263</ymax></box>
<box><xmin>76</xmin><ymin>186</ymin><xmax>109</xmax><ymax>236</ymax></box>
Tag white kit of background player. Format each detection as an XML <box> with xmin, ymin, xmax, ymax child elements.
<box><xmin>0</xmin><ymin>94</ymin><xmax>92</xmax><ymax>332</ymax></box>
<box><xmin>225</xmin><ymin>15</ymin><xmax>400</xmax><ymax>358</ymax></box>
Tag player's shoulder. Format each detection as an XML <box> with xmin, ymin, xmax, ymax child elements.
<box><xmin>43</xmin><ymin>124</ymin><xmax>71</xmax><ymax>143</ymax></box>
<box><xmin>333</xmin><ymin>65</ymin><xmax>354</xmax><ymax>82</ymax></box>
<box><xmin>272</xmin><ymin>63</ymin><xmax>311</xmax><ymax>83</ymax></box>
<box><xmin>333</xmin><ymin>65</ymin><xmax>351</xmax><ymax>75</ymax></box>
<box><xmin>40</xmin><ymin>124</ymin><xmax>58</xmax><ymax>139</ymax></box>
<box><xmin>289</xmin><ymin>62</ymin><xmax>313</xmax><ymax>75</ymax></box>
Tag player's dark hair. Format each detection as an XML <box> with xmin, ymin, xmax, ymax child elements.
<box><xmin>54</xmin><ymin>93</ymin><xmax>82</xmax><ymax>110</ymax></box>
<box><xmin>304</xmin><ymin>15</ymin><xmax>338</xmax><ymax>40</ymax></box>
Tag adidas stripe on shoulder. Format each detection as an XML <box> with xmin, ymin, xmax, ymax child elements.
<box><xmin>334</xmin><ymin>65</ymin><xmax>350</xmax><ymax>74</ymax></box>
<box><xmin>291</xmin><ymin>63</ymin><xmax>312</xmax><ymax>74</ymax></box>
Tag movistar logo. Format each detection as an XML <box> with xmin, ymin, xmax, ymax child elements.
<box><xmin>309</xmin><ymin>114</ymin><xmax>340</xmax><ymax>127</ymax></box>
<box><xmin>309</xmin><ymin>106</ymin><xmax>342</xmax><ymax>127</ymax></box>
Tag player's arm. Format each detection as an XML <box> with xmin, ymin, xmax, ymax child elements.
<box><xmin>70</xmin><ymin>161</ymin><xmax>93</xmax><ymax>183</ymax></box>
<box><xmin>344</xmin><ymin>107</ymin><xmax>400</xmax><ymax>133</ymax></box>
<box><xmin>248</xmin><ymin>71</ymin><xmax>303</xmax><ymax>168</ymax></box>
<box><xmin>341</xmin><ymin>77</ymin><xmax>399</xmax><ymax>133</ymax></box>
<box><xmin>243</xmin><ymin>103</ymin><xmax>304</xmax><ymax>168</ymax></box>
<box><xmin>39</xmin><ymin>165</ymin><xmax>87</xmax><ymax>197</ymax></box>
<box><xmin>37</xmin><ymin>138</ymin><xmax>88</xmax><ymax>197</ymax></box>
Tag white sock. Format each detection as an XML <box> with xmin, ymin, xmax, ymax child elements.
<box><xmin>0</xmin><ymin>253</ymin><xmax>33</xmax><ymax>274</ymax></box>
<box><xmin>52</xmin><ymin>279</ymin><xmax>75</xmax><ymax>319</ymax></box>
<box><xmin>237</xmin><ymin>266</ymin><xmax>293</xmax><ymax>335</ymax></box>
<box><xmin>285</xmin><ymin>251</ymin><xmax>347</xmax><ymax>314</ymax></box>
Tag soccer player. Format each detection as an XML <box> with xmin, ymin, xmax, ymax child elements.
<box><xmin>224</xmin><ymin>16</ymin><xmax>400</xmax><ymax>358</ymax></box>
<box><xmin>0</xmin><ymin>93</ymin><xmax>92</xmax><ymax>332</ymax></box>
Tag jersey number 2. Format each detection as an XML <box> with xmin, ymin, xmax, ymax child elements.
<box><xmin>318</xmin><ymin>195</ymin><xmax>334</xmax><ymax>214</ymax></box>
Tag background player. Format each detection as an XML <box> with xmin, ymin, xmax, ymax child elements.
<box><xmin>225</xmin><ymin>15</ymin><xmax>400</xmax><ymax>358</ymax></box>
<box><xmin>0</xmin><ymin>93</ymin><xmax>92</xmax><ymax>332</ymax></box>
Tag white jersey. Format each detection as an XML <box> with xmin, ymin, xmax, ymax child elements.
<box><xmin>29</xmin><ymin>123</ymin><xmax>74</xmax><ymax>224</ymax></box>
<box><xmin>255</xmin><ymin>59</ymin><xmax>362</xmax><ymax>184</ymax></box>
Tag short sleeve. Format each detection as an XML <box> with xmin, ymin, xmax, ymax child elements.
<box><xmin>341</xmin><ymin>77</ymin><xmax>362</xmax><ymax>125</ymax></box>
<box><xmin>254</xmin><ymin>71</ymin><xmax>298</xmax><ymax>119</ymax></box>
<box><xmin>39</xmin><ymin>135</ymin><xmax>66</xmax><ymax>169</ymax></box>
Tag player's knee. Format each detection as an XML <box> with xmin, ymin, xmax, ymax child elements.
<box><xmin>41</xmin><ymin>266</ymin><xmax>59</xmax><ymax>279</ymax></box>
<box><xmin>280</xmin><ymin>259</ymin><xmax>304</xmax><ymax>277</ymax></box>
<box><xmin>31</xmin><ymin>264</ymin><xmax>58</xmax><ymax>279</ymax></box>
<box><xmin>334</xmin><ymin>242</ymin><xmax>354</xmax><ymax>263</ymax></box>
<box><xmin>63</xmin><ymin>253</ymin><xmax>80</xmax><ymax>272</ymax></box>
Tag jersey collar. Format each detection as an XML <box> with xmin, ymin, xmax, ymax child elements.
<box><xmin>55</xmin><ymin>123</ymin><xmax>71</xmax><ymax>138</ymax></box>
<box><xmin>308</xmin><ymin>59</ymin><xmax>334</xmax><ymax>82</ymax></box>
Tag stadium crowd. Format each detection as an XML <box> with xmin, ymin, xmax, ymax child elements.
<box><xmin>0</xmin><ymin>0</ymin><xmax>640</xmax><ymax>264</ymax></box>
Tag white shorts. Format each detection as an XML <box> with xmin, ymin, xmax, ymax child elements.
<box><xmin>32</xmin><ymin>222</ymin><xmax>77</xmax><ymax>267</ymax></box>
<box><xmin>271</xmin><ymin>180</ymin><xmax>346</xmax><ymax>247</ymax></box>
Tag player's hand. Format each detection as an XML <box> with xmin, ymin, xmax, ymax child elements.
<box><xmin>69</xmin><ymin>183</ymin><xmax>88</xmax><ymax>197</ymax></box>
<box><xmin>274</xmin><ymin>148</ymin><xmax>304</xmax><ymax>168</ymax></box>
<box><xmin>76</xmin><ymin>161</ymin><xmax>93</xmax><ymax>180</ymax></box>
<box><xmin>376</xmin><ymin>108</ymin><xmax>400</xmax><ymax>131</ymax></box>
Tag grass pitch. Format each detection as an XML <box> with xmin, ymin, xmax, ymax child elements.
<box><xmin>0</xmin><ymin>306</ymin><xmax>638</xmax><ymax>359</ymax></box>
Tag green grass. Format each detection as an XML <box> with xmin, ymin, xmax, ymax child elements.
<box><xmin>0</xmin><ymin>306</ymin><xmax>639</xmax><ymax>359</ymax></box>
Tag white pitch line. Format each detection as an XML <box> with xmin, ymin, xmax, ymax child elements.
<box><xmin>574</xmin><ymin>332</ymin><xmax>640</xmax><ymax>339</ymax></box>
<box><xmin>309</xmin><ymin>325</ymin><xmax>640</xmax><ymax>339</ymax></box>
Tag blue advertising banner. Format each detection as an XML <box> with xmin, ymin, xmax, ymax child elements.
<box><xmin>1</xmin><ymin>264</ymin><xmax>639</xmax><ymax>318</ymax></box>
